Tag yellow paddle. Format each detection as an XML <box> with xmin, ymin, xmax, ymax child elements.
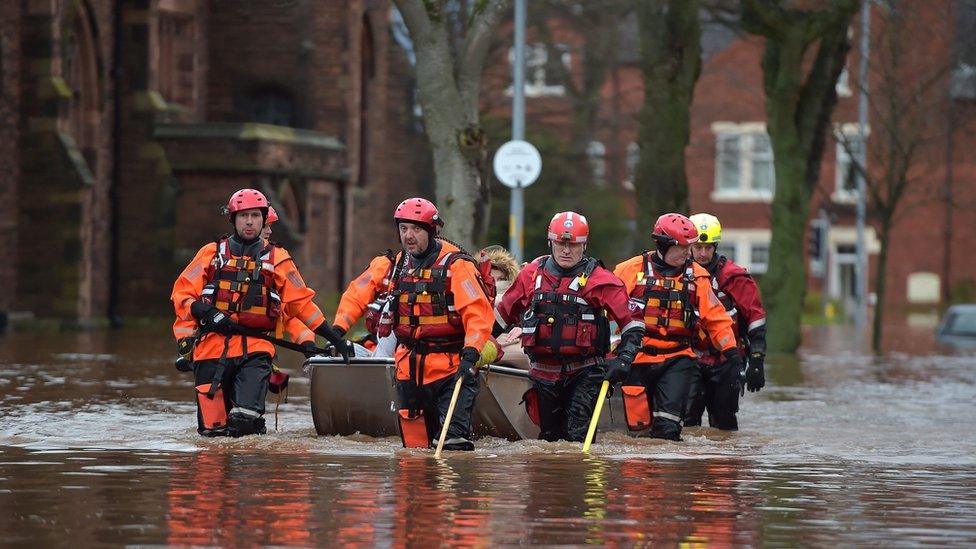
<box><xmin>434</xmin><ymin>376</ymin><xmax>465</xmax><ymax>458</ymax></box>
<box><xmin>582</xmin><ymin>380</ymin><xmax>610</xmax><ymax>453</ymax></box>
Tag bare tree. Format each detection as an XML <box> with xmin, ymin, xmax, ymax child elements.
<box><xmin>838</xmin><ymin>0</ymin><xmax>961</xmax><ymax>352</ymax></box>
<box><xmin>742</xmin><ymin>0</ymin><xmax>859</xmax><ymax>353</ymax></box>
<box><xmin>528</xmin><ymin>1</ymin><xmax>632</xmax><ymax>164</ymax></box>
<box><xmin>393</xmin><ymin>0</ymin><xmax>510</xmax><ymax>250</ymax></box>
<box><xmin>633</xmin><ymin>0</ymin><xmax>703</xmax><ymax>226</ymax></box>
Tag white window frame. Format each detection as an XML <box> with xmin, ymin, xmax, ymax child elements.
<box><xmin>507</xmin><ymin>43</ymin><xmax>570</xmax><ymax>98</ymax></box>
<box><xmin>832</xmin><ymin>123</ymin><xmax>870</xmax><ymax>205</ymax></box>
<box><xmin>826</xmin><ymin>225</ymin><xmax>880</xmax><ymax>300</ymax></box>
<box><xmin>587</xmin><ymin>140</ymin><xmax>606</xmax><ymax>185</ymax></box>
<box><xmin>624</xmin><ymin>141</ymin><xmax>639</xmax><ymax>190</ymax></box>
<box><xmin>710</xmin><ymin>122</ymin><xmax>775</xmax><ymax>203</ymax></box>
<box><xmin>836</xmin><ymin>64</ymin><xmax>852</xmax><ymax>97</ymax></box>
<box><xmin>714</xmin><ymin>229</ymin><xmax>772</xmax><ymax>275</ymax></box>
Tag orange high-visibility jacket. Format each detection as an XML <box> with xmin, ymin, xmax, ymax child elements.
<box><xmin>333</xmin><ymin>253</ymin><xmax>395</xmax><ymax>333</ymax></box>
<box><xmin>614</xmin><ymin>255</ymin><xmax>735</xmax><ymax>365</ymax></box>
<box><xmin>171</xmin><ymin>242</ymin><xmax>327</xmax><ymax>360</ymax></box>
<box><xmin>336</xmin><ymin>240</ymin><xmax>493</xmax><ymax>384</ymax></box>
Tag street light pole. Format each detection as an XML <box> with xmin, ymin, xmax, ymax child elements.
<box><xmin>509</xmin><ymin>0</ymin><xmax>527</xmax><ymax>263</ymax></box>
<box><xmin>854</xmin><ymin>0</ymin><xmax>871</xmax><ymax>336</ymax></box>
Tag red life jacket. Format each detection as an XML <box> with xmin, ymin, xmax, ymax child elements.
<box><xmin>695</xmin><ymin>257</ymin><xmax>746</xmax><ymax>361</ymax></box>
<box><xmin>202</xmin><ymin>237</ymin><xmax>281</xmax><ymax>332</ymax></box>
<box><xmin>519</xmin><ymin>256</ymin><xmax>610</xmax><ymax>365</ymax></box>
<box><xmin>391</xmin><ymin>249</ymin><xmax>470</xmax><ymax>349</ymax></box>
<box><xmin>631</xmin><ymin>252</ymin><xmax>698</xmax><ymax>355</ymax></box>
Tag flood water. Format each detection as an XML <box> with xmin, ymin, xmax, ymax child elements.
<box><xmin>2</xmin><ymin>324</ymin><xmax>976</xmax><ymax>546</ymax></box>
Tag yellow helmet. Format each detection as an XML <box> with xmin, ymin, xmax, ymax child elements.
<box><xmin>689</xmin><ymin>213</ymin><xmax>722</xmax><ymax>244</ymax></box>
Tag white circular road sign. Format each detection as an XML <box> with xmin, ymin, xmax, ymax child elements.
<box><xmin>493</xmin><ymin>140</ymin><xmax>542</xmax><ymax>189</ymax></box>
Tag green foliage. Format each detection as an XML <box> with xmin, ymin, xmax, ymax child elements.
<box><xmin>482</xmin><ymin>116</ymin><xmax>634</xmax><ymax>266</ymax></box>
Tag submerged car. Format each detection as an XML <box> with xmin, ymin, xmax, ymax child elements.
<box><xmin>935</xmin><ymin>304</ymin><xmax>976</xmax><ymax>349</ymax></box>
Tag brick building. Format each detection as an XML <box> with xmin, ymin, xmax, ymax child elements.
<box><xmin>0</xmin><ymin>0</ymin><xmax>428</xmax><ymax>325</ymax></box>
<box><xmin>486</xmin><ymin>1</ymin><xmax>976</xmax><ymax>318</ymax></box>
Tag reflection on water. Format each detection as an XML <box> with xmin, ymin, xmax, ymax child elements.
<box><xmin>1</xmin><ymin>325</ymin><xmax>976</xmax><ymax>545</ymax></box>
<box><xmin>3</xmin><ymin>447</ymin><xmax>976</xmax><ymax>546</ymax></box>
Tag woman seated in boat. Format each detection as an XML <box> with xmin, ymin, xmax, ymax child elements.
<box><xmin>481</xmin><ymin>245</ymin><xmax>529</xmax><ymax>369</ymax></box>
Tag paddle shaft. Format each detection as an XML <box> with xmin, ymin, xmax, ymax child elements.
<box><xmin>582</xmin><ymin>380</ymin><xmax>610</xmax><ymax>453</ymax></box>
<box><xmin>434</xmin><ymin>376</ymin><xmax>465</xmax><ymax>458</ymax></box>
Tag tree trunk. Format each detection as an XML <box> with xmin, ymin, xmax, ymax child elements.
<box><xmin>744</xmin><ymin>1</ymin><xmax>857</xmax><ymax>353</ymax></box>
<box><xmin>633</xmin><ymin>0</ymin><xmax>701</xmax><ymax>229</ymax></box>
<box><xmin>871</xmin><ymin>219</ymin><xmax>891</xmax><ymax>353</ymax></box>
<box><xmin>393</xmin><ymin>0</ymin><xmax>508</xmax><ymax>252</ymax></box>
<box><xmin>761</xmin><ymin>35</ymin><xmax>812</xmax><ymax>354</ymax></box>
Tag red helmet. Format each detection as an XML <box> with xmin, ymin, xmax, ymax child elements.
<box><xmin>394</xmin><ymin>197</ymin><xmax>443</xmax><ymax>232</ymax></box>
<box><xmin>266</xmin><ymin>206</ymin><xmax>279</xmax><ymax>225</ymax></box>
<box><xmin>652</xmin><ymin>213</ymin><xmax>699</xmax><ymax>247</ymax></box>
<box><xmin>227</xmin><ymin>188</ymin><xmax>269</xmax><ymax>221</ymax></box>
<box><xmin>547</xmin><ymin>211</ymin><xmax>589</xmax><ymax>243</ymax></box>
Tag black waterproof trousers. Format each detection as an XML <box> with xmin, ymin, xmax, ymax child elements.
<box><xmin>396</xmin><ymin>370</ymin><xmax>480</xmax><ymax>444</ymax></box>
<box><xmin>627</xmin><ymin>356</ymin><xmax>695</xmax><ymax>440</ymax></box>
<box><xmin>533</xmin><ymin>364</ymin><xmax>607</xmax><ymax>443</ymax></box>
<box><xmin>685</xmin><ymin>358</ymin><xmax>741</xmax><ymax>430</ymax></box>
<box><xmin>193</xmin><ymin>352</ymin><xmax>271</xmax><ymax>437</ymax></box>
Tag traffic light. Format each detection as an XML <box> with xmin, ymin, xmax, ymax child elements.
<box><xmin>808</xmin><ymin>221</ymin><xmax>824</xmax><ymax>260</ymax></box>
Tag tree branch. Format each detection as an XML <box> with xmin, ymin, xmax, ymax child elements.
<box><xmin>457</xmin><ymin>0</ymin><xmax>510</xmax><ymax>120</ymax></box>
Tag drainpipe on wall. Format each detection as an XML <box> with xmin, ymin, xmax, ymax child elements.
<box><xmin>108</xmin><ymin>0</ymin><xmax>122</xmax><ymax>327</ymax></box>
<box><xmin>943</xmin><ymin>92</ymin><xmax>954</xmax><ymax>304</ymax></box>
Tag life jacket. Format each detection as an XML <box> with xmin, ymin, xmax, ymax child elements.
<box><xmin>519</xmin><ymin>256</ymin><xmax>610</xmax><ymax>364</ymax></box>
<box><xmin>390</xmin><ymin>249</ymin><xmax>472</xmax><ymax>350</ymax></box>
<box><xmin>694</xmin><ymin>257</ymin><xmax>739</xmax><ymax>358</ymax></box>
<box><xmin>364</xmin><ymin>250</ymin><xmax>401</xmax><ymax>337</ymax></box>
<box><xmin>630</xmin><ymin>252</ymin><xmax>698</xmax><ymax>354</ymax></box>
<box><xmin>202</xmin><ymin>237</ymin><xmax>281</xmax><ymax>332</ymax></box>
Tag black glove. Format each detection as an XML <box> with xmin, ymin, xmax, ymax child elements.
<box><xmin>745</xmin><ymin>352</ymin><xmax>765</xmax><ymax>392</ymax></box>
<box><xmin>604</xmin><ymin>326</ymin><xmax>643</xmax><ymax>383</ymax></box>
<box><xmin>314</xmin><ymin>323</ymin><xmax>353</xmax><ymax>362</ymax></box>
<box><xmin>177</xmin><ymin>336</ymin><xmax>196</xmax><ymax>356</ymax></box>
<box><xmin>174</xmin><ymin>336</ymin><xmax>196</xmax><ymax>372</ymax></box>
<box><xmin>301</xmin><ymin>341</ymin><xmax>320</xmax><ymax>358</ymax></box>
<box><xmin>603</xmin><ymin>357</ymin><xmax>630</xmax><ymax>383</ymax></box>
<box><xmin>722</xmin><ymin>348</ymin><xmax>745</xmax><ymax>394</ymax></box>
<box><xmin>459</xmin><ymin>346</ymin><xmax>480</xmax><ymax>384</ymax></box>
<box><xmin>190</xmin><ymin>301</ymin><xmax>232</xmax><ymax>334</ymax></box>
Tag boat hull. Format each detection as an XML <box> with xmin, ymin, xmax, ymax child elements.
<box><xmin>308</xmin><ymin>357</ymin><xmax>621</xmax><ymax>441</ymax></box>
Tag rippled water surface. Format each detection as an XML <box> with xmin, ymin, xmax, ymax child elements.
<box><xmin>2</xmin><ymin>325</ymin><xmax>975</xmax><ymax>546</ymax></box>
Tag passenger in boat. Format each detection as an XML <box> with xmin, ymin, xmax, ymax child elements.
<box><xmin>481</xmin><ymin>246</ymin><xmax>528</xmax><ymax>368</ymax></box>
<box><xmin>170</xmin><ymin>188</ymin><xmax>354</xmax><ymax>437</ymax></box>
<box><xmin>332</xmin><ymin>198</ymin><xmax>496</xmax><ymax>451</ymax></box>
<box><xmin>613</xmin><ymin>213</ymin><xmax>738</xmax><ymax>441</ymax></box>
<box><xmin>685</xmin><ymin>214</ymin><xmax>766</xmax><ymax>431</ymax></box>
<box><xmin>495</xmin><ymin>212</ymin><xmax>646</xmax><ymax>443</ymax></box>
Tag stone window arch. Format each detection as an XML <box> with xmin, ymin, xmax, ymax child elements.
<box><xmin>63</xmin><ymin>1</ymin><xmax>102</xmax><ymax>170</ymax></box>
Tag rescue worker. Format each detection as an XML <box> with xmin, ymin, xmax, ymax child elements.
<box><xmin>171</xmin><ymin>188</ymin><xmax>352</xmax><ymax>437</ymax></box>
<box><xmin>685</xmin><ymin>213</ymin><xmax>766</xmax><ymax>430</ymax></box>
<box><xmin>613</xmin><ymin>213</ymin><xmax>739</xmax><ymax>441</ymax></box>
<box><xmin>332</xmin><ymin>197</ymin><xmax>495</xmax><ymax>451</ymax></box>
<box><xmin>496</xmin><ymin>212</ymin><xmax>645</xmax><ymax>442</ymax></box>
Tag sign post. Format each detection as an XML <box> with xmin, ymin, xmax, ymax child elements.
<box><xmin>493</xmin><ymin>139</ymin><xmax>542</xmax><ymax>262</ymax></box>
